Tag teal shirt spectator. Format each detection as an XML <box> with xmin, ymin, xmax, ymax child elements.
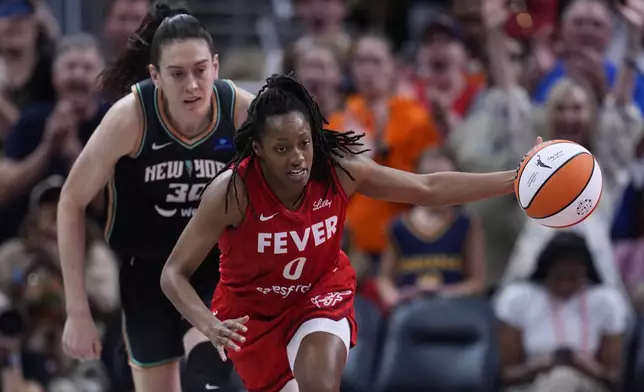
<box><xmin>533</xmin><ymin>61</ymin><xmax>644</xmax><ymax>114</ymax></box>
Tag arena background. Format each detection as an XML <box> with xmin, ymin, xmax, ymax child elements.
<box><xmin>2</xmin><ymin>0</ymin><xmax>644</xmax><ymax>391</ymax></box>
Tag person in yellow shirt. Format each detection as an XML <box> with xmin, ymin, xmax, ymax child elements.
<box><xmin>328</xmin><ymin>34</ymin><xmax>441</xmax><ymax>266</ymax></box>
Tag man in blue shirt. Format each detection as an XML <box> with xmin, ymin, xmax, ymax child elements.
<box><xmin>0</xmin><ymin>34</ymin><xmax>109</xmax><ymax>242</ymax></box>
<box><xmin>533</xmin><ymin>0</ymin><xmax>644</xmax><ymax>113</ymax></box>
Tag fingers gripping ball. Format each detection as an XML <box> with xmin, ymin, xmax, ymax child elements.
<box><xmin>514</xmin><ymin>140</ymin><xmax>603</xmax><ymax>228</ymax></box>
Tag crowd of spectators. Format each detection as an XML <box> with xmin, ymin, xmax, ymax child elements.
<box><xmin>1</xmin><ymin>0</ymin><xmax>644</xmax><ymax>391</ymax></box>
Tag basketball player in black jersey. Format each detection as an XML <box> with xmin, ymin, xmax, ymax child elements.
<box><xmin>57</xmin><ymin>2</ymin><xmax>254</xmax><ymax>391</ymax></box>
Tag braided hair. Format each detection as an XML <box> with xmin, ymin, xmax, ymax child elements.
<box><xmin>218</xmin><ymin>73</ymin><xmax>369</xmax><ymax>213</ymax></box>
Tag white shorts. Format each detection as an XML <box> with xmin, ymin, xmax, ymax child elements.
<box><xmin>286</xmin><ymin>317</ymin><xmax>351</xmax><ymax>371</ymax></box>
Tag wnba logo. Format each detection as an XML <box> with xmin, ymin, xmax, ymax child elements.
<box><xmin>283</xmin><ymin>257</ymin><xmax>307</xmax><ymax>280</ymax></box>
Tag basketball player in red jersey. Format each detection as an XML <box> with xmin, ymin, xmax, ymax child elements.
<box><xmin>160</xmin><ymin>74</ymin><xmax>533</xmax><ymax>392</ymax></box>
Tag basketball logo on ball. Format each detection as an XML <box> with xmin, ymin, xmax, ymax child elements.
<box><xmin>514</xmin><ymin>140</ymin><xmax>603</xmax><ymax>228</ymax></box>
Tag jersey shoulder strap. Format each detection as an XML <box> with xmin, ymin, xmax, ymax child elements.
<box><xmin>132</xmin><ymin>78</ymin><xmax>157</xmax><ymax>125</ymax></box>
<box><xmin>128</xmin><ymin>78</ymin><xmax>157</xmax><ymax>158</ymax></box>
<box><xmin>213</xmin><ymin>79</ymin><xmax>237</xmax><ymax>127</ymax></box>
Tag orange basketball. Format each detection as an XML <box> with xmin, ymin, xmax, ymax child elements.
<box><xmin>514</xmin><ymin>140</ymin><xmax>603</xmax><ymax>228</ymax></box>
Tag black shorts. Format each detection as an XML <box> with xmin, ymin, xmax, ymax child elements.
<box><xmin>118</xmin><ymin>251</ymin><xmax>219</xmax><ymax>367</ymax></box>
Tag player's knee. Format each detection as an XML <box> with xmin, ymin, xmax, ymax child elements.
<box><xmin>182</xmin><ymin>342</ymin><xmax>232</xmax><ymax>392</ymax></box>
<box><xmin>294</xmin><ymin>332</ymin><xmax>346</xmax><ymax>392</ymax></box>
<box><xmin>296</xmin><ymin>370</ymin><xmax>336</xmax><ymax>392</ymax></box>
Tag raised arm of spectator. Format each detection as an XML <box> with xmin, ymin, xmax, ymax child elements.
<box><xmin>482</xmin><ymin>0</ymin><xmax>511</xmax><ymax>90</ymax></box>
<box><xmin>614</xmin><ymin>0</ymin><xmax>644</xmax><ymax>107</ymax></box>
<box><xmin>32</xmin><ymin>0</ymin><xmax>61</xmax><ymax>42</ymax></box>
<box><xmin>447</xmin><ymin>0</ymin><xmax>534</xmax><ymax>170</ymax></box>
<box><xmin>592</xmin><ymin>0</ymin><xmax>644</xmax><ymax>191</ymax></box>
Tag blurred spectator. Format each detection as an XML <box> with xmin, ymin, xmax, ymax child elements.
<box><xmin>495</xmin><ymin>232</ymin><xmax>628</xmax><ymax>392</ymax></box>
<box><xmin>293</xmin><ymin>0</ymin><xmax>352</xmax><ymax>64</ymax></box>
<box><xmin>505</xmin><ymin>0</ymin><xmax>558</xmax><ymax>41</ymax></box>
<box><xmin>462</xmin><ymin>0</ymin><xmax>643</xmax><ymax>288</ymax></box>
<box><xmin>0</xmin><ymin>0</ymin><xmax>57</xmax><ymax>141</ymax></box>
<box><xmin>408</xmin><ymin>14</ymin><xmax>485</xmax><ymax>136</ymax></box>
<box><xmin>0</xmin><ymin>33</ymin><xmax>108</xmax><ymax>243</ymax></box>
<box><xmin>327</xmin><ymin>33</ymin><xmax>440</xmax><ymax>265</ymax></box>
<box><xmin>614</xmin><ymin>186</ymin><xmax>644</xmax><ymax>312</ymax></box>
<box><xmin>533</xmin><ymin>0</ymin><xmax>644</xmax><ymax>114</ymax></box>
<box><xmin>0</xmin><ymin>176</ymin><xmax>117</xmax><ymax>391</ymax></box>
<box><xmin>0</xmin><ymin>175</ymin><xmax>119</xmax><ymax>319</ymax></box>
<box><xmin>102</xmin><ymin>0</ymin><xmax>150</xmax><ymax>62</ymax></box>
<box><xmin>0</xmin><ymin>290</ymin><xmax>44</xmax><ymax>392</ymax></box>
<box><xmin>376</xmin><ymin>148</ymin><xmax>486</xmax><ymax>313</ymax></box>
<box><xmin>294</xmin><ymin>44</ymin><xmax>344</xmax><ymax>116</ymax></box>
<box><xmin>448</xmin><ymin>0</ymin><xmax>489</xmax><ymax>79</ymax></box>
<box><xmin>219</xmin><ymin>48</ymin><xmax>267</xmax><ymax>83</ymax></box>
<box><xmin>447</xmin><ymin>0</ymin><xmax>535</xmax><ymax>287</ymax></box>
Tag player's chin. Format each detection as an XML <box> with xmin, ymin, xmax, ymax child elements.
<box><xmin>182</xmin><ymin>97</ymin><xmax>205</xmax><ymax>110</ymax></box>
<box><xmin>285</xmin><ymin>168</ymin><xmax>309</xmax><ymax>185</ymax></box>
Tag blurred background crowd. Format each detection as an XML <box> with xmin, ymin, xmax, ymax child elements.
<box><xmin>2</xmin><ymin>0</ymin><xmax>644</xmax><ymax>391</ymax></box>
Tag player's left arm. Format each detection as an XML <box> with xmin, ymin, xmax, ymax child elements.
<box><xmin>161</xmin><ymin>171</ymin><xmax>246</xmax><ymax>340</ymax></box>
<box><xmin>230</xmin><ymin>81</ymin><xmax>256</xmax><ymax>129</ymax></box>
<box><xmin>337</xmin><ymin>153</ymin><xmax>516</xmax><ymax>207</ymax></box>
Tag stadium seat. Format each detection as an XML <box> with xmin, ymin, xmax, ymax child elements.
<box><xmin>341</xmin><ymin>295</ymin><xmax>383</xmax><ymax>392</ymax></box>
<box><xmin>626</xmin><ymin>315</ymin><xmax>644</xmax><ymax>392</ymax></box>
<box><xmin>373</xmin><ymin>296</ymin><xmax>499</xmax><ymax>392</ymax></box>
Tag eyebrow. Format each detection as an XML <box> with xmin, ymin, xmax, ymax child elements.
<box><xmin>276</xmin><ymin>132</ymin><xmax>309</xmax><ymax>141</ymax></box>
<box><xmin>166</xmin><ymin>59</ymin><xmax>210</xmax><ymax>69</ymax></box>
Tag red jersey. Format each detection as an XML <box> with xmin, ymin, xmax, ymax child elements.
<box><xmin>211</xmin><ymin>157</ymin><xmax>358</xmax><ymax>391</ymax></box>
<box><xmin>214</xmin><ymin>156</ymin><xmax>355</xmax><ymax>315</ymax></box>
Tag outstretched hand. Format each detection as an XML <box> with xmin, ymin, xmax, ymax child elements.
<box><xmin>207</xmin><ymin>314</ymin><xmax>249</xmax><ymax>361</ymax></box>
<box><xmin>515</xmin><ymin>137</ymin><xmax>544</xmax><ymax>180</ymax></box>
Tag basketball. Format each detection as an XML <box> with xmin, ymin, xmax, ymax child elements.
<box><xmin>514</xmin><ymin>140</ymin><xmax>603</xmax><ymax>228</ymax></box>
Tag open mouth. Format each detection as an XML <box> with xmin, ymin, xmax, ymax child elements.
<box><xmin>288</xmin><ymin>168</ymin><xmax>308</xmax><ymax>178</ymax></box>
<box><xmin>184</xmin><ymin>97</ymin><xmax>201</xmax><ymax>104</ymax></box>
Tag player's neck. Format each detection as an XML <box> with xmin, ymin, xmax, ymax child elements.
<box><xmin>259</xmin><ymin>162</ymin><xmax>306</xmax><ymax>210</ymax></box>
<box><xmin>163</xmin><ymin>97</ymin><xmax>213</xmax><ymax>138</ymax></box>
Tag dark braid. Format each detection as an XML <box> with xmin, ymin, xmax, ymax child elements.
<box><xmin>217</xmin><ymin>73</ymin><xmax>369</xmax><ymax>213</ymax></box>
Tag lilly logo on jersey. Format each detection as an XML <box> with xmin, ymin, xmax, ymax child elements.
<box><xmin>312</xmin><ymin>198</ymin><xmax>332</xmax><ymax>211</ymax></box>
<box><xmin>257</xmin><ymin>216</ymin><xmax>338</xmax><ymax>254</ymax></box>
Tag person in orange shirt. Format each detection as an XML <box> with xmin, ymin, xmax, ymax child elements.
<box><xmin>327</xmin><ymin>33</ymin><xmax>441</xmax><ymax>266</ymax></box>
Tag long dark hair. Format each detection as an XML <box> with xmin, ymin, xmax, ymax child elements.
<box><xmin>530</xmin><ymin>232</ymin><xmax>601</xmax><ymax>284</ymax></box>
<box><xmin>215</xmin><ymin>73</ymin><xmax>369</xmax><ymax>213</ymax></box>
<box><xmin>99</xmin><ymin>0</ymin><xmax>214</xmax><ymax>102</ymax></box>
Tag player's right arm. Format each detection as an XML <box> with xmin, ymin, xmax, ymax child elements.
<box><xmin>161</xmin><ymin>171</ymin><xmax>248</xmax><ymax>361</ymax></box>
<box><xmin>58</xmin><ymin>93</ymin><xmax>141</xmax><ymax>360</ymax></box>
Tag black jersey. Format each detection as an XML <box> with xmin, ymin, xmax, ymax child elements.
<box><xmin>105</xmin><ymin>78</ymin><xmax>237</xmax><ymax>261</ymax></box>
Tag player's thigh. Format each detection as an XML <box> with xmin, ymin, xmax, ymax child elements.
<box><xmin>288</xmin><ymin>318</ymin><xmax>350</xmax><ymax>392</ymax></box>
<box><xmin>130</xmin><ymin>361</ymin><xmax>181</xmax><ymax>392</ymax></box>
<box><xmin>220</xmin><ymin>316</ymin><xmax>293</xmax><ymax>392</ymax></box>
<box><xmin>119</xmin><ymin>258</ymin><xmax>185</xmax><ymax>367</ymax></box>
<box><xmin>279</xmin><ymin>379</ymin><xmax>299</xmax><ymax>392</ymax></box>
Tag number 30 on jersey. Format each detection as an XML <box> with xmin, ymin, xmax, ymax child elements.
<box><xmin>166</xmin><ymin>183</ymin><xmax>206</xmax><ymax>203</ymax></box>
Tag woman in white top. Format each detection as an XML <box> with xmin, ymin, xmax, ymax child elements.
<box><xmin>495</xmin><ymin>232</ymin><xmax>629</xmax><ymax>392</ymax></box>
